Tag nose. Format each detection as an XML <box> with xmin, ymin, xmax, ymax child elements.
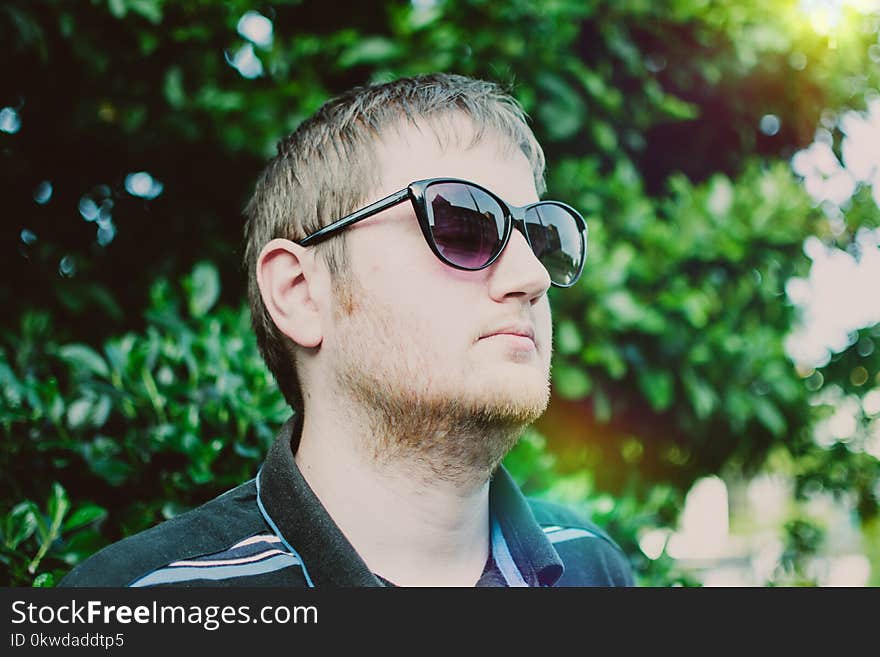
<box><xmin>487</xmin><ymin>223</ymin><xmax>551</xmax><ymax>303</ymax></box>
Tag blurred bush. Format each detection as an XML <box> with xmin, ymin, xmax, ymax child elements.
<box><xmin>1</xmin><ymin>263</ymin><xmax>289</xmax><ymax>585</ymax></box>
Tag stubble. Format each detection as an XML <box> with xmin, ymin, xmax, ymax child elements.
<box><xmin>331</xmin><ymin>278</ymin><xmax>550</xmax><ymax>487</ymax></box>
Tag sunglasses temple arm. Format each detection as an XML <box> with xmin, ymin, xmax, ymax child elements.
<box><xmin>299</xmin><ymin>189</ymin><xmax>411</xmax><ymax>246</ymax></box>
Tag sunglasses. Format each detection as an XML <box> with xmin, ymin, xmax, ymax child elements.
<box><xmin>299</xmin><ymin>178</ymin><xmax>588</xmax><ymax>288</ymax></box>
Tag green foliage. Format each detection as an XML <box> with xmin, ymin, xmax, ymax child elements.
<box><xmin>1</xmin><ymin>483</ymin><xmax>106</xmax><ymax>587</ymax></box>
<box><xmin>768</xmin><ymin>517</ymin><xmax>827</xmax><ymax>586</ymax></box>
<box><xmin>542</xmin><ymin>161</ymin><xmax>825</xmax><ymax>493</ymax></box>
<box><xmin>0</xmin><ymin>263</ymin><xmax>290</xmax><ymax>585</ymax></box>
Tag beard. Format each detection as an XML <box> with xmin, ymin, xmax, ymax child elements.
<box><xmin>329</xmin><ymin>276</ymin><xmax>550</xmax><ymax>488</ymax></box>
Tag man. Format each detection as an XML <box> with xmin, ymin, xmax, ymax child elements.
<box><xmin>61</xmin><ymin>73</ymin><xmax>633</xmax><ymax>587</ymax></box>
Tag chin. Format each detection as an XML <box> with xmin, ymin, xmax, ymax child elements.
<box><xmin>465</xmin><ymin>376</ymin><xmax>550</xmax><ymax>424</ymax></box>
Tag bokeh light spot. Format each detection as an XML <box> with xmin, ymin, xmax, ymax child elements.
<box><xmin>805</xmin><ymin>370</ymin><xmax>825</xmax><ymax>391</ymax></box>
<box><xmin>644</xmin><ymin>53</ymin><xmax>667</xmax><ymax>73</ymax></box>
<box><xmin>850</xmin><ymin>366</ymin><xmax>869</xmax><ymax>386</ymax></box>
<box><xmin>97</xmin><ymin>224</ymin><xmax>117</xmax><ymax>246</ymax></box>
<box><xmin>638</xmin><ymin>528</ymin><xmax>670</xmax><ymax>560</ymax></box>
<box><xmin>797</xmin><ymin>0</ymin><xmax>874</xmax><ymax>35</ymax></box>
<box><xmin>237</xmin><ymin>11</ymin><xmax>273</xmax><ymax>48</ymax></box>
<box><xmin>621</xmin><ymin>438</ymin><xmax>644</xmax><ymax>464</ymax></box>
<box><xmin>788</xmin><ymin>98</ymin><xmax>880</xmax><ymax>370</ymax></box>
<box><xmin>59</xmin><ymin>255</ymin><xmax>76</xmax><ymax>278</ymax></box>
<box><xmin>98</xmin><ymin>199</ymin><xmax>113</xmax><ymax>223</ymax></box>
<box><xmin>667</xmin><ymin>476</ymin><xmax>729</xmax><ymax>560</ymax></box>
<box><xmin>828</xmin><ymin>397</ymin><xmax>859</xmax><ymax>440</ymax></box>
<box><xmin>78</xmin><ymin>196</ymin><xmax>99</xmax><ymax>221</ymax></box>
<box><xmin>785</xmin><ymin>229</ymin><xmax>880</xmax><ymax>368</ymax></box>
<box><xmin>789</xmin><ymin>52</ymin><xmax>808</xmax><ymax>69</ymax></box>
<box><xmin>33</xmin><ymin>181</ymin><xmax>52</xmax><ymax>204</ymax></box>
<box><xmin>125</xmin><ymin>171</ymin><xmax>164</xmax><ymax>199</ymax></box>
<box><xmin>759</xmin><ymin>114</ymin><xmax>781</xmax><ymax>136</ymax></box>
<box><xmin>840</xmin><ymin>98</ymin><xmax>880</xmax><ymax>184</ymax></box>
<box><xmin>0</xmin><ymin>107</ymin><xmax>21</xmax><ymax>134</ymax></box>
<box><xmin>863</xmin><ymin>389</ymin><xmax>880</xmax><ymax>415</ymax></box>
<box><xmin>225</xmin><ymin>44</ymin><xmax>263</xmax><ymax>79</ymax></box>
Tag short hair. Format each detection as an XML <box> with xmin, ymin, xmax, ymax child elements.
<box><xmin>243</xmin><ymin>72</ymin><xmax>547</xmax><ymax>413</ymax></box>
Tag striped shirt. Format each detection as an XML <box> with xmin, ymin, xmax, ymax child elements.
<box><xmin>60</xmin><ymin>416</ymin><xmax>634</xmax><ymax>587</ymax></box>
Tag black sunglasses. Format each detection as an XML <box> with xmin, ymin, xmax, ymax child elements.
<box><xmin>299</xmin><ymin>178</ymin><xmax>588</xmax><ymax>288</ymax></box>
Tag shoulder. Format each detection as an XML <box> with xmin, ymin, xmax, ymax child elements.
<box><xmin>58</xmin><ymin>480</ymin><xmax>298</xmax><ymax>587</ymax></box>
<box><xmin>528</xmin><ymin>497</ymin><xmax>635</xmax><ymax>587</ymax></box>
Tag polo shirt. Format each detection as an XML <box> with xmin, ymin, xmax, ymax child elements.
<box><xmin>59</xmin><ymin>416</ymin><xmax>634</xmax><ymax>587</ymax></box>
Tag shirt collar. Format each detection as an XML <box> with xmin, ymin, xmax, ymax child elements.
<box><xmin>257</xmin><ymin>414</ymin><xmax>564</xmax><ymax>587</ymax></box>
<box><xmin>489</xmin><ymin>466</ymin><xmax>564</xmax><ymax>586</ymax></box>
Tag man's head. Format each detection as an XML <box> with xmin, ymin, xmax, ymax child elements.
<box><xmin>244</xmin><ymin>73</ymin><xmax>557</xmax><ymax>479</ymax></box>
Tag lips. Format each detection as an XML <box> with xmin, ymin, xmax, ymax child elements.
<box><xmin>479</xmin><ymin>323</ymin><xmax>536</xmax><ymax>344</ymax></box>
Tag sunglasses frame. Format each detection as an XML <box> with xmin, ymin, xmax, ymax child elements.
<box><xmin>298</xmin><ymin>177</ymin><xmax>588</xmax><ymax>288</ymax></box>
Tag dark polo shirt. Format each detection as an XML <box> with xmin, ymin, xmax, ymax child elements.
<box><xmin>60</xmin><ymin>416</ymin><xmax>634</xmax><ymax>587</ymax></box>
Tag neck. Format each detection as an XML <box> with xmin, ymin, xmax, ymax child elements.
<box><xmin>294</xmin><ymin>401</ymin><xmax>504</xmax><ymax>587</ymax></box>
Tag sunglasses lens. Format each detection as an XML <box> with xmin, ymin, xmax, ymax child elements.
<box><xmin>524</xmin><ymin>203</ymin><xmax>585</xmax><ymax>286</ymax></box>
<box><xmin>425</xmin><ymin>183</ymin><xmax>506</xmax><ymax>269</ymax></box>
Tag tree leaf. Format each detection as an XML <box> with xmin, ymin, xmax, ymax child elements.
<box><xmin>108</xmin><ymin>0</ymin><xmax>127</xmax><ymax>19</ymax></box>
<box><xmin>639</xmin><ymin>369</ymin><xmax>674</xmax><ymax>411</ymax></box>
<box><xmin>593</xmin><ymin>385</ymin><xmax>612</xmax><ymax>423</ymax></box>
<box><xmin>128</xmin><ymin>0</ymin><xmax>163</xmax><ymax>25</ymax></box>
<box><xmin>338</xmin><ymin>37</ymin><xmax>400</xmax><ymax>68</ymax></box>
<box><xmin>554</xmin><ymin>363</ymin><xmax>592</xmax><ymax>399</ymax></box>
<box><xmin>91</xmin><ymin>394</ymin><xmax>112</xmax><ymax>427</ymax></box>
<box><xmin>683</xmin><ymin>371</ymin><xmax>718</xmax><ymax>420</ymax></box>
<box><xmin>32</xmin><ymin>573</ymin><xmax>55</xmax><ymax>587</ymax></box>
<box><xmin>66</xmin><ymin>398</ymin><xmax>93</xmax><ymax>429</ymax></box>
<box><xmin>536</xmin><ymin>72</ymin><xmax>584</xmax><ymax>141</ymax></box>
<box><xmin>4</xmin><ymin>502</ymin><xmax>39</xmax><ymax>550</ymax></box>
<box><xmin>187</xmin><ymin>261</ymin><xmax>220</xmax><ymax>317</ymax></box>
<box><xmin>62</xmin><ymin>505</ymin><xmax>107</xmax><ymax>533</ymax></box>
<box><xmin>556</xmin><ymin>320</ymin><xmax>583</xmax><ymax>355</ymax></box>
<box><xmin>46</xmin><ymin>482</ymin><xmax>70</xmax><ymax>531</ymax></box>
<box><xmin>58</xmin><ymin>344</ymin><xmax>110</xmax><ymax>379</ymax></box>
<box><xmin>753</xmin><ymin>396</ymin><xmax>787</xmax><ymax>437</ymax></box>
<box><xmin>164</xmin><ymin>66</ymin><xmax>185</xmax><ymax>109</ymax></box>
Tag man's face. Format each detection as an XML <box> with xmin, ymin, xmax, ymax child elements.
<box><xmin>322</xmin><ymin>116</ymin><xmax>553</xmax><ymax>475</ymax></box>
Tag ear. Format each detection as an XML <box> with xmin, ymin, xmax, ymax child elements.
<box><xmin>256</xmin><ymin>238</ymin><xmax>325</xmax><ymax>349</ymax></box>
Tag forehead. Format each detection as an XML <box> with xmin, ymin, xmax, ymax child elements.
<box><xmin>370</xmin><ymin>114</ymin><xmax>539</xmax><ymax>207</ymax></box>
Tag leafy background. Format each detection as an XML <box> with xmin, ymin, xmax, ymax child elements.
<box><xmin>2</xmin><ymin>0</ymin><xmax>879</xmax><ymax>586</ymax></box>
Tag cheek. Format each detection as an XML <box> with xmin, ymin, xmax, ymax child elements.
<box><xmin>350</xmin><ymin>277</ymin><xmax>464</xmax><ymax>365</ymax></box>
<box><xmin>404</xmin><ymin>298</ymin><xmax>464</xmax><ymax>351</ymax></box>
<box><xmin>389</xmin><ymin>291</ymin><xmax>477</xmax><ymax>375</ymax></box>
<box><xmin>537</xmin><ymin>301</ymin><xmax>554</xmax><ymax>358</ymax></box>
